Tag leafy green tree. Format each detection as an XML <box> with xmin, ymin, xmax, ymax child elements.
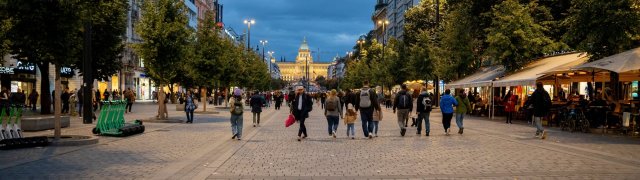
<box><xmin>564</xmin><ymin>0</ymin><xmax>640</xmax><ymax>61</ymax></box>
<box><xmin>484</xmin><ymin>0</ymin><xmax>564</xmax><ymax>72</ymax></box>
<box><xmin>0</xmin><ymin>0</ymin><xmax>11</xmax><ymax>59</ymax></box>
<box><xmin>135</xmin><ymin>0</ymin><xmax>192</xmax><ymax>107</ymax></box>
<box><xmin>4</xmin><ymin>0</ymin><xmax>82</xmax><ymax>139</ymax></box>
<box><xmin>77</xmin><ymin>0</ymin><xmax>128</xmax><ymax>81</ymax></box>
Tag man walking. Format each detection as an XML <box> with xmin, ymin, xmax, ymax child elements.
<box><xmin>527</xmin><ymin>82</ymin><xmax>551</xmax><ymax>139</ymax></box>
<box><xmin>28</xmin><ymin>89</ymin><xmax>38</xmax><ymax>111</ymax></box>
<box><xmin>250</xmin><ymin>91</ymin><xmax>266</xmax><ymax>127</ymax></box>
<box><xmin>393</xmin><ymin>84</ymin><xmax>413</xmax><ymax>136</ymax></box>
<box><xmin>291</xmin><ymin>86</ymin><xmax>313</xmax><ymax>141</ymax></box>
<box><xmin>355</xmin><ymin>80</ymin><xmax>380</xmax><ymax>139</ymax></box>
<box><xmin>416</xmin><ymin>87</ymin><xmax>432</xmax><ymax>136</ymax></box>
<box><xmin>440</xmin><ymin>89</ymin><xmax>458</xmax><ymax>135</ymax></box>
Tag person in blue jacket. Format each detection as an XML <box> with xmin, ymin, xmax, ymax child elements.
<box><xmin>439</xmin><ymin>89</ymin><xmax>458</xmax><ymax>135</ymax></box>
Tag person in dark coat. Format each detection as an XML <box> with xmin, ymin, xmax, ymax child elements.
<box><xmin>291</xmin><ymin>86</ymin><xmax>313</xmax><ymax>141</ymax></box>
<box><xmin>250</xmin><ymin>91</ymin><xmax>266</xmax><ymax>127</ymax></box>
<box><xmin>526</xmin><ymin>82</ymin><xmax>551</xmax><ymax>139</ymax></box>
<box><xmin>61</xmin><ymin>88</ymin><xmax>70</xmax><ymax>114</ymax></box>
<box><xmin>28</xmin><ymin>89</ymin><xmax>38</xmax><ymax>111</ymax></box>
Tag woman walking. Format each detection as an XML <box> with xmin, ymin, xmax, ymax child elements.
<box><xmin>184</xmin><ymin>90</ymin><xmax>197</xmax><ymax>123</ymax></box>
<box><xmin>291</xmin><ymin>86</ymin><xmax>312</xmax><ymax>141</ymax></box>
<box><xmin>439</xmin><ymin>89</ymin><xmax>458</xmax><ymax>135</ymax></box>
<box><xmin>324</xmin><ymin>89</ymin><xmax>342</xmax><ymax>138</ymax></box>
<box><xmin>504</xmin><ymin>90</ymin><xmax>517</xmax><ymax>124</ymax></box>
<box><xmin>454</xmin><ymin>90</ymin><xmax>471</xmax><ymax>134</ymax></box>
<box><xmin>229</xmin><ymin>91</ymin><xmax>244</xmax><ymax>140</ymax></box>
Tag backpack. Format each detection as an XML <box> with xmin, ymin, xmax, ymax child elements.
<box><xmin>359</xmin><ymin>89</ymin><xmax>372</xmax><ymax>108</ymax></box>
<box><xmin>398</xmin><ymin>93</ymin><xmax>411</xmax><ymax>109</ymax></box>
<box><xmin>232</xmin><ymin>101</ymin><xmax>243</xmax><ymax>115</ymax></box>
<box><xmin>326</xmin><ymin>98</ymin><xmax>337</xmax><ymax>111</ymax></box>
<box><xmin>422</xmin><ymin>96</ymin><xmax>432</xmax><ymax>112</ymax></box>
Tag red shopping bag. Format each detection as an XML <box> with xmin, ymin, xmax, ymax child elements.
<box><xmin>285</xmin><ymin>114</ymin><xmax>296</xmax><ymax>127</ymax></box>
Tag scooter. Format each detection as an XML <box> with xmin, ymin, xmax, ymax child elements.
<box><xmin>0</xmin><ymin>107</ymin><xmax>11</xmax><ymax>140</ymax></box>
<box><xmin>9</xmin><ymin>105</ymin><xmax>23</xmax><ymax>138</ymax></box>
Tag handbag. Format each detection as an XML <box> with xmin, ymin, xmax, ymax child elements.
<box><xmin>285</xmin><ymin>114</ymin><xmax>296</xmax><ymax>127</ymax></box>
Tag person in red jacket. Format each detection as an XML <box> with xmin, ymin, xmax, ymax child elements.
<box><xmin>504</xmin><ymin>90</ymin><xmax>517</xmax><ymax>124</ymax></box>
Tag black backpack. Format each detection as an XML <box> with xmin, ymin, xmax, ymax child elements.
<box><xmin>398</xmin><ymin>94</ymin><xmax>411</xmax><ymax>109</ymax></box>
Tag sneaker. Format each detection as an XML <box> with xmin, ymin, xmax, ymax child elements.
<box><xmin>460</xmin><ymin>128</ymin><xmax>464</xmax><ymax>134</ymax></box>
<box><xmin>401</xmin><ymin>129</ymin><xmax>406</xmax><ymax>136</ymax></box>
<box><xmin>332</xmin><ymin>131</ymin><xmax>337</xmax><ymax>138</ymax></box>
<box><xmin>541</xmin><ymin>131</ymin><xmax>547</xmax><ymax>139</ymax></box>
<box><xmin>351</xmin><ymin>137</ymin><xmax>355</xmax><ymax>140</ymax></box>
<box><xmin>232</xmin><ymin>134</ymin><xmax>237</xmax><ymax>139</ymax></box>
<box><xmin>237</xmin><ymin>138</ymin><xmax>241</xmax><ymax>141</ymax></box>
<box><xmin>368</xmin><ymin>132</ymin><xmax>373</xmax><ymax>139</ymax></box>
<box><xmin>253</xmin><ymin>123</ymin><xmax>256</xmax><ymax>127</ymax></box>
<box><xmin>445</xmin><ymin>129</ymin><xmax>450</xmax><ymax>136</ymax></box>
<box><xmin>426</xmin><ymin>132</ymin><xmax>430</xmax><ymax>136</ymax></box>
<box><xmin>297</xmin><ymin>137</ymin><xmax>301</xmax><ymax>141</ymax></box>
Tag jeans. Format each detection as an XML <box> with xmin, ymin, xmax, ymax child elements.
<box><xmin>396</xmin><ymin>109</ymin><xmax>409</xmax><ymax>130</ymax></box>
<box><xmin>347</xmin><ymin>124</ymin><xmax>355</xmax><ymax>137</ymax></box>
<box><xmin>186</xmin><ymin>110</ymin><xmax>194</xmax><ymax>122</ymax></box>
<box><xmin>359</xmin><ymin>108</ymin><xmax>374</xmax><ymax>136</ymax></box>
<box><xmin>298</xmin><ymin>118</ymin><xmax>307</xmax><ymax>137</ymax></box>
<box><xmin>417</xmin><ymin>112</ymin><xmax>430</xmax><ymax>133</ymax></box>
<box><xmin>372</xmin><ymin>121</ymin><xmax>380</xmax><ymax>135</ymax></box>
<box><xmin>455</xmin><ymin>113</ymin><xmax>465</xmax><ymax>129</ymax></box>
<box><xmin>442</xmin><ymin>113</ymin><xmax>453</xmax><ymax>131</ymax></box>
<box><xmin>252</xmin><ymin>112</ymin><xmax>261</xmax><ymax>124</ymax></box>
<box><xmin>534</xmin><ymin>116</ymin><xmax>544</xmax><ymax>133</ymax></box>
<box><xmin>326</xmin><ymin>115</ymin><xmax>339</xmax><ymax>135</ymax></box>
<box><xmin>230</xmin><ymin>114</ymin><xmax>243</xmax><ymax>138</ymax></box>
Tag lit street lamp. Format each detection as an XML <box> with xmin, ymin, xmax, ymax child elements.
<box><xmin>260</xmin><ymin>40</ymin><xmax>268</xmax><ymax>63</ymax></box>
<box><xmin>377</xmin><ymin>19</ymin><xmax>389</xmax><ymax>95</ymax></box>
<box><xmin>243</xmin><ymin>19</ymin><xmax>255</xmax><ymax>51</ymax></box>
<box><xmin>356</xmin><ymin>39</ymin><xmax>365</xmax><ymax>60</ymax></box>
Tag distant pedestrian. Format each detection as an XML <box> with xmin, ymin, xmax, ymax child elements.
<box><xmin>393</xmin><ymin>84</ymin><xmax>412</xmax><ymax>136</ymax></box>
<box><xmin>504</xmin><ymin>90</ymin><xmax>517</xmax><ymax>124</ymax></box>
<box><xmin>229</xmin><ymin>92</ymin><xmax>244</xmax><ymax>140</ymax></box>
<box><xmin>455</xmin><ymin>90</ymin><xmax>471</xmax><ymax>134</ymax></box>
<box><xmin>274</xmin><ymin>91</ymin><xmax>284</xmax><ymax>110</ymax></box>
<box><xmin>526</xmin><ymin>82</ymin><xmax>551</xmax><ymax>139</ymax></box>
<box><xmin>291</xmin><ymin>86</ymin><xmax>313</xmax><ymax>141</ymax></box>
<box><xmin>250</xmin><ymin>91</ymin><xmax>266</xmax><ymax>127</ymax></box>
<box><xmin>324</xmin><ymin>89</ymin><xmax>342</xmax><ymax>138</ymax></box>
<box><xmin>77</xmin><ymin>87</ymin><xmax>83</xmax><ymax>117</ymax></box>
<box><xmin>184</xmin><ymin>90</ymin><xmax>196</xmax><ymax>123</ymax></box>
<box><xmin>355</xmin><ymin>80</ymin><xmax>380</xmax><ymax>139</ymax></box>
<box><xmin>125</xmin><ymin>88</ymin><xmax>135</xmax><ymax>113</ymax></box>
<box><xmin>416</xmin><ymin>87</ymin><xmax>433</xmax><ymax>136</ymax></box>
<box><xmin>69</xmin><ymin>90</ymin><xmax>77</xmax><ymax>116</ymax></box>
<box><xmin>320</xmin><ymin>92</ymin><xmax>327</xmax><ymax>109</ymax></box>
<box><xmin>439</xmin><ymin>89</ymin><xmax>458</xmax><ymax>135</ymax></box>
<box><xmin>0</xmin><ymin>87</ymin><xmax>9</xmax><ymax>113</ymax></box>
<box><xmin>28</xmin><ymin>89</ymin><xmax>38</xmax><ymax>111</ymax></box>
<box><xmin>61</xmin><ymin>88</ymin><xmax>70</xmax><ymax>114</ymax></box>
<box><xmin>103</xmin><ymin>90</ymin><xmax>110</xmax><ymax>101</ymax></box>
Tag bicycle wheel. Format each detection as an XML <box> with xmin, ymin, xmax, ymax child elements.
<box><xmin>568</xmin><ymin>116</ymin><xmax>576</xmax><ymax>132</ymax></box>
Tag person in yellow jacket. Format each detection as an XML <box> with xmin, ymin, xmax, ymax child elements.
<box><xmin>344</xmin><ymin>108</ymin><xmax>357</xmax><ymax>139</ymax></box>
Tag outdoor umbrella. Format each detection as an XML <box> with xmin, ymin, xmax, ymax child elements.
<box><xmin>573</xmin><ymin>47</ymin><xmax>640</xmax><ymax>73</ymax></box>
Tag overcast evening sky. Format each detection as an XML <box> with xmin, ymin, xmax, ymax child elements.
<box><xmin>220</xmin><ymin>0</ymin><xmax>377</xmax><ymax>62</ymax></box>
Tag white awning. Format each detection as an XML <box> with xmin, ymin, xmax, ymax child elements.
<box><xmin>446</xmin><ymin>66</ymin><xmax>505</xmax><ymax>89</ymax></box>
<box><xmin>493</xmin><ymin>53</ymin><xmax>587</xmax><ymax>87</ymax></box>
<box><xmin>573</xmin><ymin>47</ymin><xmax>640</xmax><ymax>73</ymax></box>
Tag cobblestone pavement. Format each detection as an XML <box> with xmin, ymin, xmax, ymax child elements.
<box><xmin>1</xmin><ymin>102</ymin><xmax>639</xmax><ymax>179</ymax></box>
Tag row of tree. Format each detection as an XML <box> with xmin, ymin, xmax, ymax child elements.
<box><xmin>134</xmin><ymin>0</ymin><xmax>271</xmax><ymax>111</ymax></box>
<box><xmin>342</xmin><ymin>0</ymin><xmax>640</xmax><ymax>92</ymax></box>
<box><xmin>0</xmin><ymin>0</ymin><xmax>273</xmax><ymax>137</ymax></box>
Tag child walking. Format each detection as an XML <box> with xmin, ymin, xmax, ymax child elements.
<box><xmin>345</xmin><ymin>108</ymin><xmax>357</xmax><ymax>139</ymax></box>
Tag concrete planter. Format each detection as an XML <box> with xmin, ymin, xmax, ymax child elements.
<box><xmin>22</xmin><ymin>116</ymin><xmax>71</xmax><ymax>131</ymax></box>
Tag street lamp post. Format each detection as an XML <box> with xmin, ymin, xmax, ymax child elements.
<box><xmin>377</xmin><ymin>19</ymin><xmax>389</xmax><ymax>95</ymax></box>
<box><xmin>356</xmin><ymin>39</ymin><xmax>365</xmax><ymax>60</ymax></box>
<box><xmin>305</xmin><ymin>56</ymin><xmax>309</xmax><ymax>91</ymax></box>
<box><xmin>243</xmin><ymin>19</ymin><xmax>255</xmax><ymax>51</ymax></box>
<box><xmin>260</xmin><ymin>40</ymin><xmax>268</xmax><ymax>63</ymax></box>
<box><xmin>268</xmin><ymin>51</ymin><xmax>274</xmax><ymax>76</ymax></box>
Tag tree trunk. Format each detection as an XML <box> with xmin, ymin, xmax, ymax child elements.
<box><xmin>201</xmin><ymin>87</ymin><xmax>206</xmax><ymax>112</ymax></box>
<box><xmin>611</xmin><ymin>72</ymin><xmax>620</xmax><ymax>101</ymax></box>
<box><xmin>54</xmin><ymin>64</ymin><xmax>62</xmax><ymax>140</ymax></box>
<box><xmin>224</xmin><ymin>87</ymin><xmax>228</xmax><ymax>107</ymax></box>
<box><xmin>38</xmin><ymin>63</ymin><xmax>51</xmax><ymax>114</ymax></box>
<box><xmin>434</xmin><ymin>77</ymin><xmax>440</xmax><ymax>107</ymax></box>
